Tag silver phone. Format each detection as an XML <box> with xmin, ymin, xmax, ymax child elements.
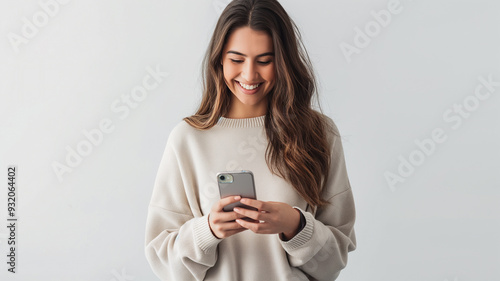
<box><xmin>217</xmin><ymin>170</ymin><xmax>258</xmax><ymax>212</ymax></box>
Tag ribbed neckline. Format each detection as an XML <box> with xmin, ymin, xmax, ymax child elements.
<box><xmin>216</xmin><ymin>115</ymin><xmax>266</xmax><ymax>128</ymax></box>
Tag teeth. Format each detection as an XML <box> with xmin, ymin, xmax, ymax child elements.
<box><xmin>238</xmin><ymin>81</ymin><xmax>261</xmax><ymax>90</ymax></box>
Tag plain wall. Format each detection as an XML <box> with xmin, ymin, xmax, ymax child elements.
<box><xmin>0</xmin><ymin>0</ymin><xmax>499</xmax><ymax>280</ymax></box>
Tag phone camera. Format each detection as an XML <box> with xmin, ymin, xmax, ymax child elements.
<box><xmin>220</xmin><ymin>175</ymin><xmax>225</xmax><ymax>180</ymax></box>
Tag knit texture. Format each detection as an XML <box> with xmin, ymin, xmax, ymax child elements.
<box><xmin>145</xmin><ymin>114</ymin><xmax>357</xmax><ymax>281</ymax></box>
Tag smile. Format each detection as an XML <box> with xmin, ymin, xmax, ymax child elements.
<box><xmin>237</xmin><ymin>81</ymin><xmax>262</xmax><ymax>90</ymax></box>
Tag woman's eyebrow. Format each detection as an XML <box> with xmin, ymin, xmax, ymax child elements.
<box><xmin>227</xmin><ymin>50</ymin><xmax>274</xmax><ymax>57</ymax></box>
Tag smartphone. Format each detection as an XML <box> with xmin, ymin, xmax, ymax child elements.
<box><xmin>217</xmin><ymin>170</ymin><xmax>258</xmax><ymax>212</ymax></box>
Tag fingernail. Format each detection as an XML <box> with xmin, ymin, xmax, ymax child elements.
<box><xmin>234</xmin><ymin>207</ymin><xmax>239</xmax><ymax>212</ymax></box>
<box><xmin>234</xmin><ymin>196</ymin><xmax>240</xmax><ymax>200</ymax></box>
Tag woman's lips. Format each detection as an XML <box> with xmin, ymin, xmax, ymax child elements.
<box><xmin>236</xmin><ymin>80</ymin><xmax>262</xmax><ymax>95</ymax></box>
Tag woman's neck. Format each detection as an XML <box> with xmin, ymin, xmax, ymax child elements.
<box><xmin>224</xmin><ymin>95</ymin><xmax>268</xmax><ymax>118</ymax></box>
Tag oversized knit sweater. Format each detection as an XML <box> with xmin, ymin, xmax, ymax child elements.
<box><xmin>144</xmin><ymin>114</ymin><xmax>357</xmax><ymax>281</ymax></box>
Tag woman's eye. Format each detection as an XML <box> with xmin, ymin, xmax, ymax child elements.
<box><xmin>229</xmin><ymin>59</ymin><xmax>272</xmax><ymax>65</ymax></box>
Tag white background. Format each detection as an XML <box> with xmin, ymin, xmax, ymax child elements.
<box><xmin>1</xmin><ymin>0</ymin><xmax>499</xmax><ymax>280</ymax></box>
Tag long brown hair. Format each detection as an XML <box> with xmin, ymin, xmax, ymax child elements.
<box><xmin>183</xmin><ymin>0</ymin><xmax>339</xmax><ymax>208</ymax></box>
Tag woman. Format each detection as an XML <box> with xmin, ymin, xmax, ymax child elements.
<box><xmin>144</xmin><ymin>0</ymin><xmax>356</xmax><ymax>280</ymax></box>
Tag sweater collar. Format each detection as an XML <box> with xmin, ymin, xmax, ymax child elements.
<box><xmin>216</xmin><ymin>115</ymin><xmax>266</xmax><ymax>128</ymax></box>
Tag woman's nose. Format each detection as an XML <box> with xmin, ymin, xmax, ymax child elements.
<box><xmin>241</xmin><ymin>61</ymin><xmax>258</xmax><ymax>82</ymax></box>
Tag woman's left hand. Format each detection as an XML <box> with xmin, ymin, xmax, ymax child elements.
<box><xmin>233</xmin><ymin>198</ymin><xmax>301</xmax><ymax>241</ymax></box>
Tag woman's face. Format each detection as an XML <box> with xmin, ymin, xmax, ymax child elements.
<box><xmin>221</xmin><ymin>26</ymin><xmax>275</xmax><ymax>117</ymax></box>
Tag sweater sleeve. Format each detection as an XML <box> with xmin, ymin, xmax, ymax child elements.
<box><xmin>278</xmin><ymin>121</ymin><xmax>357</xmax><ymax>281</ymax></box>
<box><xmin>144</xmin><ymin>132</ymin><xmax>222</xmax><ymax>281</ymax></box>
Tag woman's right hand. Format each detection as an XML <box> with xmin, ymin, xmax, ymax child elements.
<box><xmin>208</xmin><ymin>196</ymin><xmax>255</xmax><ymax>239</ymax></box>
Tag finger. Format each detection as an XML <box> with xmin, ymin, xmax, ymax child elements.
<box><xmin>224</xmin><ymin>228</ymin><xmax>247</xmax><ymax>237</ymax></box>
<box><xmin>239</xmin><ymin>198</ymin><xmax>266</xmax><ymax>211</ymax></box>
<box><xmin>213</xmin><ymin>211</ymin><xmax>248</xmax><ymax>223</ymax></box>
<box><xmin>214</xmin><ymin>196</ymin><xmax>241</xmax><ymax>211</ymax></box>
<box><xmin>239</xmin><ymin>217</ymin><xmax>260</xmax><ymax>223</ymax></box>
<box><xmin>235</xmin><ymin>218</ymin><xmax>267</xmax><ymax>232</ymax></box>
<box><xmin>233</xmin><ymin>207</ymin><xmax>269</xmax><ymax>221</ymax></box>
<box><xmin>217</xmin><ymin>221</ymin><xmax>247</xmax><ymax>231</ymax></box>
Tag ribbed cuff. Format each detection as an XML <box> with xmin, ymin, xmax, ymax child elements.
<box><xmin>279</xmin><ymin>207</ymin><xmax>314</xmax><ymax>251</ymax></box>
<box><xmin>192</xmin><ymin>214</ymin><xmax>222</xmax><ymax>254</ymax></box>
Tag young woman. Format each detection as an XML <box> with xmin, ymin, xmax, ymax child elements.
<box><xmin>145</xmin><ymin>0</ymin><xmax>356</xmax><ymax>280</ymax></box>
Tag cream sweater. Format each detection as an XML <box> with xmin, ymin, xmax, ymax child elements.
<box><xmin>144</xmin><ymin>114</ymin><xmax>356</xmax><ymax>281</ymax></box>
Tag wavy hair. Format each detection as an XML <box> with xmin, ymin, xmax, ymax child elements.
<box><xmin>183</xmin><ymin>0</ymin><xmax>338</xmax><ymax>208</ymax></box>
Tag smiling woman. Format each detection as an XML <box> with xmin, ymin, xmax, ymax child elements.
<box><xmin>221</xmin><ymin>26</ymin><xmax>276</xmax><ymax>118</ymax></box>
<box><xmin>144</xmin><ymin>1</ymin><xmax>357</xmax><ymax>280</ymax></box>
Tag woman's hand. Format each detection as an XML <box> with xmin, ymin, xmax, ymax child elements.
<box><xmin>233</xmin><ymin>198</ymin><xmax>302</xmax><ymax>241</ymax></box>
<box><xmin>208</xmin><ymin>196</ymin><xmax>259</xmax><ymax>239</ymax></box>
